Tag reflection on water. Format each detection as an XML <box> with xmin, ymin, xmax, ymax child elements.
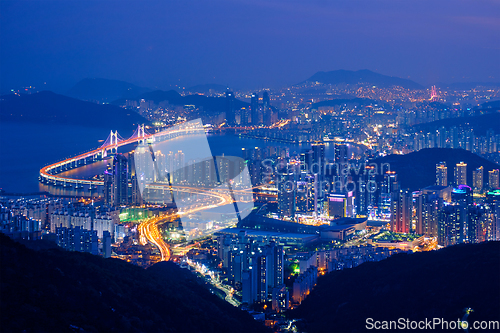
<box><xmin>57</xmin><ymin>159</ymin><xmax>109</xmax><ymax>180</ymax></box>
<box><xmin>39</xmin><ymin>159</ymin><xmax>109</xmax><ymax>197</ymax></box>
<box><xmin>38</xmin><ymin>183</ymin><xmax>103</xmax><ymax>198</ymax></box>
<box><xmin>37</xmin><ymin>137</ymin><xmax>366</xmax><ymax>198</ymax></box>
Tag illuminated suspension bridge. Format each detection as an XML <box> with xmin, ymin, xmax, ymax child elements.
<box><xmin>38</xmin><ymin>123</ymin><xmax>204</xmax><ymax>189</ymax></box>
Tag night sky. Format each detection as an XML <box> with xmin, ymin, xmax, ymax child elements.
<box><xmin>1</xmin><ymin>0</ymin><xmax>499</xmax><ymax>92</ymax></box>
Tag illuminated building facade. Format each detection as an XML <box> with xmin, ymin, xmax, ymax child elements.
<box><xmin>436</xmin><ymin>161</ymin><xmax>447</xmax><ymax>186</ymax></box>
<box><xmin>454</xmin><ymin>161</ymin><xmax>467</xmax><ymax>186</ymax></box>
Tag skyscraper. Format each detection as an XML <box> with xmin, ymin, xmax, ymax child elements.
<box><xmin>300</xmin><ymin>150</ymin><xmax>313</xmax><ymax>173</ymax></box>
<box><xmin>128</xmin><ymin>154</ymin><xmax>143</xmax><ymax>205</ymax></box>
<box><xmin>473</xmin><ymin>166</ymin><xmax>484</xmax><ymax>193</ymax></box>
<box><xmin>454</xmin><ymin>161</ymin><xmax>467</xmax><ymax>186</ymax></box>
<box><xmin>262</xmin><ymin>91</ymin><xmax>270</xmax><ymax>109</ymax></box>
<box><xmin>334</xmin><ymin>144</ymin><xmax>348</xmax><ymax>165</ymax></box>
<box><xmin>489</xmin><ymin>169</ymin><xmax>500</xmax><ymax>189</ymax></box>
<box><xmin>438</xmin><ymin>205</ymin><xmax>466</xmax><ymax>247</ymax></box>
<box><xmin>251</xmin><ymin>92</ymin><xmax>259</xmax><ymax>125</ymax></box>
<box><xmin>262</xmin><ymin>91</ymin><xmax>272</xmax><ymax>126</ymax></box>
<box><xmin>381</xmin><ymin>171</ymin><xmax>398</xmax><ymax>195</ymax></box>
<box><xmin>103</xmin><ymin>169</ymin><xmax>113</xmax><ymax>205</ymax></box>
<box><xmin>415</xmin><ymin>185</ymin><xmax>451</xmax><ymax>237</ymax></box>
<box><xmin>390</xmin><ymin>189</ymin><xmax>412</xmax><ymax>233</ymax></box>
<box><xmin>278</xmin><ymin>170</ymin><xmax>296</xmax><ymax>219</ymax></box>
<box><xmin>225</xmin><ymin>89</ymin><xmax>235</xmax><ymax>125</ymax></box>
<box><xmin>112</xmin><ymin>154</ymin><xmax>128</xmax><ymax>206</ymax></box>
<box><xmin>312</xmin><ymin>143</ymin><xmax>326</xmax><ymax>178</ymax></box>
<box><xmin>436</xmin><ymin>162</ymin><xmax>447</xmax><ymax>186</ymax></box>
<box><xmin>327</xmin><ymin>193</ymin><xmax>347</xmax><ymax>218</ymax></box>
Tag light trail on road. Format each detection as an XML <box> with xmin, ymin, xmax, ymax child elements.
<box><xmin>138</xmin><ymin>186</ymin><xmax>234</xmax><ymax>261</ymax></box>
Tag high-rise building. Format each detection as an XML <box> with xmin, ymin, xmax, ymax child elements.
<box><xmin>295</xmin><ymin>175</ymin><xmax>316</xmax><ymax>214</ymax></box>
<box><xmin>327</xmin><ymin>193</ymin><xmax>347</xmax><ymax>219</ymax></box>
<box><xmin>438</xmin><ymin>205</ymin><xmax>467</xmax><ymax>247</ymax></box>
<box><xmin>271</xmin><ymin>285</ymin><xmax>289</xmax><ymax>313</ymax></box>
<box><xmin>436</xmin><ymin>162</ymin><xmax>447</xmax><ymax>186</ymax></box>
<box><xmin>489</xmin><ymin>169</ymin><xmax>500</xmax><ymax>189</ymax></box>
<box><xmin>112</xmin><ymin>154</ymin><xmax>128</xmax><ymax>206</ymax></box>
<box><xmin>377</xmin><ymin>171</ymin><xmax>397</xmax><ymax>217</ymax></box>
<box><xmin>262</xmin><ymin>91</ymin><xmax>272</xmax><ymax>126</ymax></box>
<box><xmin>436</xmin><ymin>185</ymin><xmax>474</xmax><ymax>245</ymax></box>
<box><xmin>390</xmin><ymin>189</ymin><xmax>412</xmax><ymax>233</ymax></box>
<box><xmin>128</xmin><ymin>155</ymin><xmax>143</xmax><ymax>205</ymax></box>
<box><xmin>312</xmin><ymin>143</ymin><xmax>326</xmax><ymax>178</ymax></box>
<box><xmin>436</xmin><ymin>126</ymin><xmax>447</xmax><ymax>148</ymax></box>
<box><xmin>334</xmin><ymin>144</ymin><xmax>348</xmax><ymax>165</ymax></box>
<box><xmin>415</xmin><ymin>185</ymin><xmax>451</xmax><ymax>237</ymax></box>
<box><xmin>357</xmin><ymin>166</ymin><xmax>378</xmax><ymax>217</ymax></box>
<box><xmin>415</xmin><ymin>191</ymin><xmax>438</xmax><ymax>236</ymax></box>
<box><xmin>451</xmin><ymin>185</ymin><xmax>473</xmax><ymax>206</ymax></box>
<box><xmin>262</xmin><ymin>91</ymin><xmax>270</xmax><ymax>109</ymax></box>
<box><xmin>225</xmin><ymin>89</ymin><xmax>235</xmax><ymax>125</ymax></box>
<box><xmin>473</xmin><ymin>166</ymin><xmax>484</xmax><ymax>193</ymax></box>
<box><xmin>103</xmin><ymin>169</ymin><xmax>113</xmax><ymax>205</ymax></box>
<box><xmin>454</xmin><ymin>161</ymin><xmax>467</xmax><ymax>186</ymax></box>
<box><xmin>56</xmin><ymin>226</ymin><xmax>98</xmax><ymax>255</ymax></box>
<box><xmin>300</xmin><ymin>150</ymin><xmax>313</xmax><ymax>173</ymax></box>
<box><xmin>103</xmin><ymin>230</ymin><xmax>112</xmax><ymax>258</ymax></box>
<box><xmin>154</xmin><ymin>150</ymin><xmax>166</xmax><ymax>181</ymax></box>
<box><xmin>278</xmin><ymin>171</ymin><xmax>296</xmax><ymax>219</ymax></box>
<box><xmin>251</xmin><ymin>92</ymin><xmax>259</xmax><ymax>125</ymax></box>
<box><xmin>266</xmin><ymin>242</ymin><xmax>284</xmax><ymax>290</ymax></box>
<box><xmin>449</xmin><ymin>126</ymin><xmax>459</xmax><ymax>148</ymax></box>
<box><xmin>173</xmin><ymin>150</ymin><xmax>185</xmax><ymax>184</ymax></box>
<box><xmin>236</xmin><ymin>239</ymin><xmax>285</xmax><ymax>306</ymax></box>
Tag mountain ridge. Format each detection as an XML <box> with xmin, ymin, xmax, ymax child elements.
<box><xmin>113</xmin><ymin>89</ymin><xmax>249</xmax><ymax>114</ymax></box>
<box><xmin>0</xmin><ymin>91</ymin><xmax>148</xmax><ymax>130</ymax></box>
<box><xmin>412</xmin><ymin>111</ymin><xmax>500</xmax><ymax>136</ymax></box>
<box><xmin>66</xmin><ymin>78</ymin><xmax>152</xmax><ymax>102</ymax></box>
<box><xmin>301</xmin><ymin>69</ymin><xmax>424</xmax><ymax>90</ymax></box>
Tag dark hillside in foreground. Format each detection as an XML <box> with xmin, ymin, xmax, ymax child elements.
<box><xmin>372</xmin><ymin>148</ymin><xmax>500</xmax><ymax>190</ymax></box>
<box><xmin>0</xmin><ymin>234</ymin><xmax>268</xmax><ymax>332</ymax></box>
<box><xmin>293</xmin><ymin>241</ymin><xmax>500</xmax><ymax>333</ymax></box>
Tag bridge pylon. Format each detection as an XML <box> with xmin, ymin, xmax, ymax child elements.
<box><xmin>110</xmin><ymin>130</ymin><xmax>118</xmax><ymax>154</ymax></box>
<box><xmin>138</xmin><ymin>124</ymin><xmax>146</xmax><ymax>143</ymax></box>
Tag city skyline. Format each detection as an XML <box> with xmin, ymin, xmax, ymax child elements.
<box><xmin>1</xmin><ymin>1</ymin><xmax>499</xmax><ymax>332</ymax></box>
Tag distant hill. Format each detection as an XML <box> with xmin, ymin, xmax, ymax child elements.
<box><xmin>438</xmin><ymin>82</ymin><xmax>500</xmax><ymax>90</ymax></box>
<box><xmin>476</xmin><ymin>100</ymin><xmax>500</xmax><ymax>113</ymax></box>
<box><xmin>412</xmin><ymin>112</ymin><xmax>500</xmax><ymax>136</ymax></box>
<box><xmin>372</xmin><ymin>148</ymin><xmax>500</xmax><ymax>190</ymax></box>
<box><xmin>293</xmin><ymin>241</ymin><xmax>500</xmax><ymax>333</ymax></box>
<box><xmin>301</xmin><ymin>69</ymin><xmax>424</xmax><ymax>90</ymax></box>
<box><xmin>129</xmin><ymin>90</ymin><xmax>184</xmax><ymax>104</ymax></box>
<box><xmin>310</xmin><ymin>98</ymin><xmax>380</xmax><ymax>109</ymax></box>
<box><xmin>0</xmin><ymin>91</ymin><xmax>148</xmax><ymax>130</ymax></box>
<box><xmin>187</xmin><ymin>84</ymin><xmax>227</xmax><ymax>94</ymax></box>
<box><xmin>0</xmin><ymin>234</ymin><xmax>269</xmax><ymax>332</ymax></box>
<box><xmin>113</xmin><ymin>89</ymin><xmax>249</xmax><ymax>114</ymax></box>
<box><xmin>67</xmin><ymin>78</ymin><xmax>151</xmax><ymax>102</ymax></box>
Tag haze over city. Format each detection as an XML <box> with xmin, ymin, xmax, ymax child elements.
<box><xmin>1</xmin><ymin>0</ymin><xmax>499</xmax><ymax>92</ymax></box>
